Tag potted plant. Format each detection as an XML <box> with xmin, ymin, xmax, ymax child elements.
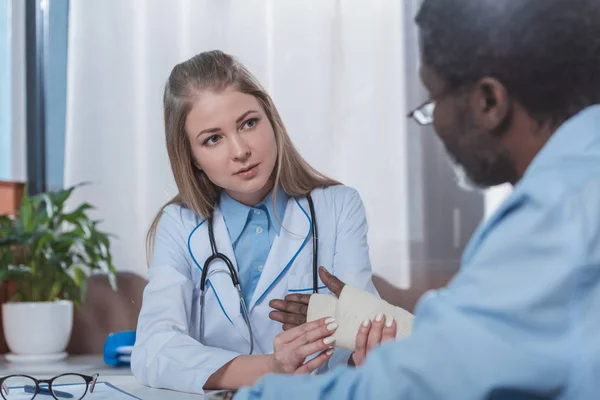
<box><xmin>0</xmin><ymin>184</ymin><xmax>117</xmax><ymax>361</ymax></box>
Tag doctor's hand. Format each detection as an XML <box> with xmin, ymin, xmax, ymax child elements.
<box><xmin>351</xmin><ymin>313</ymin><xmax>397</xmax><ymax>367</ymax></box>
<box><xmin>269</xmin><ymin>294</ymin><xmax>311</xmax><ymax>330</ymax></box>
<box><xmin>270</xmin><ymin>317</ymin><xmax>338</xmax><ymax>374</ymax></box>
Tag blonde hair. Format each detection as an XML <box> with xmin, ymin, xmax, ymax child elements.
<box><xmin>147</xmin><ymin>50</ymin><xmax>340</xmax><ymax>263</ymax></box>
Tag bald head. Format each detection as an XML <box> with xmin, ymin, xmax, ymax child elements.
<box><xmin>416</xmin><ymin>0</ymin><xmax>600</xmax><ymax>124</ymax></box>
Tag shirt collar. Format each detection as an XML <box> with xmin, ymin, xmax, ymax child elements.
<box><xmin>219</xmin><ymin>192</ymin><xmax>251</xmax><ymax>245</ymax></box>
<box><xmin>525</xmin><ymin>104</ymin><xmax>600</xmax><ymax>178</ymax></box>
<box><xmin>261</xmin><ymin>187</ymin><xmax>289</xmax><ymax>235</ymax></box>
<box><xmin>219</xmin><ymin>187</ymin><xmax>289</xmax><ymax>243</ymax></box>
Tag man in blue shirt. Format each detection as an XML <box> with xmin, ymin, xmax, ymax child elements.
<box><xmin>234</xmin><ymin>0</ymin><xmax>600</xmax><ymax>398</ymax></box>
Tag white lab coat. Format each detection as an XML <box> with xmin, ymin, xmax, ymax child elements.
<box><xmin>131</xmin><ymin>185</ymin><xmax>378</xmax><ymax>394</ymax></box>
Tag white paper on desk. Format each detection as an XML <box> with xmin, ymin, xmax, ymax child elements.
<box><xmin>4</xmin><ymin>382</ymin><xmax>140</xmax><ymax>400</ymax></box>
<box><xmin>93</xmin><ymin>382</ymin><xmax>141</xmax><ymax>399</ymax></box>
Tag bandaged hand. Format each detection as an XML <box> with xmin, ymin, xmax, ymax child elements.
<box><xmin>307</xmin><ymin>268</ymin><xmax>413</xmax><ymax>352</ymax></box>
<box><xmin>268</xmin><ymin>267</ymin><xmax>344</xmax><ymax>330</ymax></box>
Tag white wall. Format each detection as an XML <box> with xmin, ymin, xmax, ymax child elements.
<box><xmin>10</xmin><ymin>0</ymin><xmax>26</xmax><ymax>182</ymax></box>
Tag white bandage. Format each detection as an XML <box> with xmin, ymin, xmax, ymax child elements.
<box><xmin>307</xmin><ymin>285</ymin><xmax>413</xmax><ymax>350</ymax></box>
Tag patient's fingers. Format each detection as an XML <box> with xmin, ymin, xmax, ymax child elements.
<box><xmin>352</xmin><ymin>319</ymin><xmax>371</xmax><ymax>366</ymax></box>
<box><xmin>269</xmin><ymin>295</ymin><xmax>311</xmax><ymax>329</ymax></box>
<box><xmin>269</xmin><ymin>310</ymin><xmax>306</xmax><ymax>328</ymax></box>
<box><xmin>318</xmin><ymin>267</ymin><xmax>345</xmax><ymax>297</ymax></box>
<box><xmin>381</xmin><ymin>317</ymin><xmax>397</xmax><ymax>343</ymax></box>
<box><xmin>284</xmin><ymin>293</ymin><xmax>311</xmax><ymax>304</ymax></box>
<box><xmin>366</xmin><ymin>313</ymin><xmax>385</xmax><ymax>353</ymax></box>
<box><xmin>269</xmin><ymin>298</ymin><xmax>309</xmax><ymax>315</ymax></box>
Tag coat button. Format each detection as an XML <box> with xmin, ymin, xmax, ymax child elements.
<box><xmin>256</xmin><ymin>226</ymin><xmax>264</xmax><ymax>234</ymax></box>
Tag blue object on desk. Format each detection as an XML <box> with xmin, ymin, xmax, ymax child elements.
<box><xmin>103</xmin><ymin>330</ymin><xmax>136</xmax><ymax>367</ymax></box>
<box><xmin>24</xmin><ymin>385</ymin><xmax>74</xmax><ymax>398</ymax></box>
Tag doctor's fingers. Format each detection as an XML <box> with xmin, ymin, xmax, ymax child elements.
<box><xmin>274</xmin><ymin>317</ymin><xmax>337</xmax><ymax>349</ymax></box>
<box><xmin>366</xmin><ymin>313</ymin><xmax>385</xmax><ymax>353</ymax></box>
<box><xmin>288</xmin><ymin>329</ymin><xmax>337</xmax><ymax>366</ymax></box>
<box><xmin>294</xmin><ymin>348</ymin><xmax>335</xmax><ymax>375</ymax></box>
<box><xmin>318</xmin><ymin>266</ymin><xmax>345</xmax><ymax>297</ymax></box>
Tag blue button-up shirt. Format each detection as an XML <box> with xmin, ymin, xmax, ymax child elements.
<box><xmin>220</xmin><ymin>188</ymin><xmax>289</xmax><ymax>307</ymax></box>
<box><xmin>234</xmin><ymin>106</ymin><xmax>600</xmax><ymax>399</ymax></box>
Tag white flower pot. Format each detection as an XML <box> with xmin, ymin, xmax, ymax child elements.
<box><xmin>2</xmin><ymin>300</ymin><xmax>73</xmax><ymax>356</ymax></box>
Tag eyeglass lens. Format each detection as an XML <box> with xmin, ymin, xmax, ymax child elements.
<box><xmin>52</xmin><ymin>374</ymin><xmax>88</xmax><ymax>399</ymax></box>
<box><xmin>414</xmin><ymin>102</ymin><xmax>435</xmax><ymax>125</ymax></box>
<box><xmin>1</xmin><ymin>374</ymin><xmax>89</xmax><ymax>400</ymax></box>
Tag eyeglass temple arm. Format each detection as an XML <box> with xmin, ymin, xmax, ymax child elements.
<box><xmin>90</xmin><ymin>373</ymin><xmax>99</xmax><ymax>393</ymax></box>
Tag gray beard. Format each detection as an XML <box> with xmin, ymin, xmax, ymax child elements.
<box><xmin>450</xmin><ymin>159</ymin><xmax>485</xmax><ymax>193</ymax></box>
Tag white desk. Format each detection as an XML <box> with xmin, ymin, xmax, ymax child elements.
<box><xmin>0</xmin><ymin>355</ymin><xmax>207</xmax><ymax>399</ymax></box>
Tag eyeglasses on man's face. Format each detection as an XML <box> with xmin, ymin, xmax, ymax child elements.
<box><xmin>407</xmin><ymin>99</ymin><xmax>436</xmax><ymax>126</ymax></box>
<box><xmin>0</xmin><ymin>373</ymin><xmax>99</xmax><ymax>400</ymax></box>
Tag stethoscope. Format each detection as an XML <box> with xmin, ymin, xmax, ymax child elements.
<box><xmin>199</xmin><ymin>193</ymin><xmax>319</xmax><ymax>355</ymax></box>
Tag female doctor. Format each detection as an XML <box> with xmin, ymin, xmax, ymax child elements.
<box><xmin>130</xmin><ymin>50</ymin><xmax>379</xmax><ymax>395</ymax></box>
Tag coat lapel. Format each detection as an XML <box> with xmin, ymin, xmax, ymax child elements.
<box><xmin>187</xmin><ymin>208</ymin><xmax>251</xmax><ymax>343</ymax></box>
<box><xmin>249</xmin><ymin>197</ymin><xmax>312</xmax><ymax>310</ymax></box>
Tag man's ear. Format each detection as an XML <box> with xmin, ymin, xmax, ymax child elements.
<box><xmin>469</xmin><ymin>77</ymin><xmax>511</xmax><ymax>133</ymax></box>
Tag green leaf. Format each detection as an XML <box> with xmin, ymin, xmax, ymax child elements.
<box><xmin>60</xmin><ymin>203</ymin><xmax>94</xmax><ymax>225</ymax></box>
<box><xmin>0</xmin><ymin>268</ymin><xmax>10</xmax><ymax>286</ymax></box>
<box><xmin>39</xmin><ymin>193</ymin><xmax>55</xmax><ymax>221</ymax></box>
<box><xmin>53</xmin><ymin>182</ymin><xmax>89</xmax><ymax>210</ymax></box>
<box><xmin>61</xmin><ymin>281</ymin><xmax>79</xmax><ymax>305</ymax></box>
<box><xmin>32</xmin><ymin>232</ymin><xmax>55</xmax><ymax>258</ymax></box>
<box><xmin>107</xmin><ymin>269</ymin><xmax>117</xmax><ymax>292</ymax></box>
<box><xmin>78</xmin><ymin>278</ymin><xmax>88</xmax><ymax>305</ymax></box>
<box><xmin>20</xmin><ymin>192</ymin><xmax>33</xmax><ymax>232</ymax></box>
<box><xmin>73</xmin><ymin>266</ymin><xmax>86</xmax><ymax>287</ymax></box>
<box><xmin>48</xmin><ymin>280</ymin><xmax>63</xmax><ymax>302</ymax></box>
<box><xmin>0</xmin><ymin>215</ymin><xmax>14</xmax><ymax>230</ymax></box>
<box><xmin>53</xmin><ymin>187</ymin><xmax>75</xmax><ymax>209</ymax></box>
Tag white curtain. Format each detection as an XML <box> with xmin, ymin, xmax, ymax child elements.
<box><xmin>65</xmin><ymin>0</ymin><xmax>411</xmax><ymax>288</ymax></box>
